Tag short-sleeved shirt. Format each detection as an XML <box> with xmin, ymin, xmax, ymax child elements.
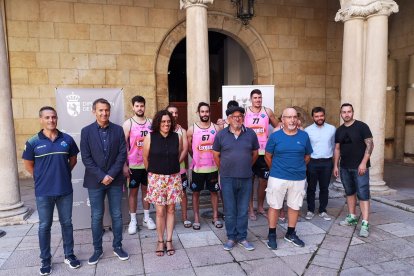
<box><xmin>212</xmin><ymin>125</ymin><xmax>259</xmax><ymax>178</ymax></box>
<box><xmin>265</xmin><ymin>129</ymin><xmax>313</xmax><ymax>181</ymax></box>
<box><xmin>22</xmin><ymin>130</ymin><xmax>79</xmax><ymax>197</ymax></box>
<box><xmin>335</xmin><ymin>120</ymin><xmax>372</xmax><ymax>169</ymax></box>
<box><xmin>305</xmin><ymin>123</ymin><xmax>336</xmax><ymax>159</ymax></box>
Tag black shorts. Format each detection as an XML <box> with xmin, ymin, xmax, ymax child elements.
<box><xmin>129</xmin><ymin>169</ymin><xmax>148</xmax><ymax>188</ymax></box>
<box><xmin>190</xmin><ymin>171</ymin><xmax>220</xmax><ymax>192</ymax></box>
<box><xmin>181</xmin><ymin>173</ymin><xmax>189</xmax><ymax>190</ymax></box>
<box><xmin>252</xmin><ymin>156</ymin><xmax>269</xmax><ymax>180</ymax></box>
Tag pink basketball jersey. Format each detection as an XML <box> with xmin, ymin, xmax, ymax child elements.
<box><xmin>128</xmin><ymin>118</ymin><xmax>152</xmax><ymax>169</ymax></box>
<box><xmin>191</xmin><ymin>123</ymin><xmax>218</xmax><ymax>173</ymax></box>
<box><xmin>244</xmin><ymin>107</ymin><xmax>270</xmax><ymax>155</ymax></box>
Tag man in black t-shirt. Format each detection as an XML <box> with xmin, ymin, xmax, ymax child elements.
<box><xmin>333</xmin><ymin>103</ymin><xmax>373</xmax><ymax>238</ymax></box>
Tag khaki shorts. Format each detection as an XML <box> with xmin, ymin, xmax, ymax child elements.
<box><xmin>265</xmin><ymin>177</ymin><xmax>306</xmax><ymax>211</ymax></box>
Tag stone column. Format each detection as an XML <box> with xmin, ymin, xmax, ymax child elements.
<box><xmin>0</xmin><ymin>7</ymin><xmax>30</xmax><ymax>225</ymax></box>
<box><xmin>336</xmin><ymin>16</ymin><xmax>365</xmax><ymax>118</ymax></box>
<box><xmin>384</xmin><ymin>59</ymin><xmax>397</xmax><ymax>160</ymax></box>
<box><xmin>404</xmin><ymin>55</ymin><xmax>414</xmax><ymax>163</ymax></box>
<box><xmin>395</xmin><ymin>58</ymin><xmax>409</xmax><ymax>160</ymax></box>
<box><xmin>335</xmin><ymin>0</ymin><xmax>398</xmax><ymax>195</ymax></box>
<box><xmin>181</xmin><ymin>0</ymin><xmax>213</xmax><ymax>125</ymax></box>
<box><xmin>362</xmin><ymin>13</ymin><xmax>392</xmax><ymax>193</ymax></box>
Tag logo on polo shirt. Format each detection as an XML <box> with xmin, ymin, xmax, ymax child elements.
<box><xmin>60</xmin><ymin>141</ymin><xmax>68</xmax><ymax>147</ymax></box>
<box><xmin>66</xmin><ymin>92</ymin><xmax>81</xmax><ymax>117</ymax></box>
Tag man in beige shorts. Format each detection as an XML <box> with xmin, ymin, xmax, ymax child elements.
<box><xmin>264</xmin><ymin>107</ymin><xmax>313</xmax><ymax>250</ymax></box>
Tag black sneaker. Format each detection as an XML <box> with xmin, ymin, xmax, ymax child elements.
<box><xmin>267</xmin><ymin>233</ymin><xmax>277</xmax><ymax>250</ymax></box>
<box><xmin>284</xmin><ymin>231</ymin><xmax>305</xmax><ymax>247</ymax></box>
<box><xmin>39</xmin><ymin>259</ymin><xmax>52</xmax><ymax>275</ymax></box>
<box><xmin>113</xmin><ymin>247</ymin><xmax>129</xmax><ymax>261</ymax></box>
<box><xmin>88</xmin><ymin>250</ymin><xmax>103</xmax><ymax>265</ymax></box>
<box><xmin>64</xmin><ymin>254</ymin><xmax>81</xmax><ymax>269</ymax></box>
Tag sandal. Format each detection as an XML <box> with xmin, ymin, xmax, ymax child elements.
<box><xmin>258</xmin><ymin>210</ymin><xmax>268</xmax><ymax>218</ymax></box>
<box><xmin>183</xmin><ymin>220</ymin><xmax>192</xmax><ymax>228</ymax></box>
<box><xmin>193</xmin><ymin>222</ymin><xmax>201</xmax><ymax>230</ymax></box>
<box><xmin>155</xmin><ymin>240</ymin><xmax>164</xmax><ymax>257</ymax></box>
<box><xmin>166</xmin><ymin>240</ymin><xmax>175</xmax><ymax>256</ymax></box>
<box><xmin>212</xmin><ymin>219</ymin><xmax>223</xmax><ymax>229</ymax></box>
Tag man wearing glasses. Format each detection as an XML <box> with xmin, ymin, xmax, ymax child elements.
<box><xmin>213</xmin><ymin>106</ymin><xmax>259</xmax><ymax>251</ymax></box>
<box><xmin>264</xmin><ymin>107</ymin><xmax>312</xmax><ymax>250</ymax></box>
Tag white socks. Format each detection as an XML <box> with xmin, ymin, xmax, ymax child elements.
<box><xmin>130</xmin><ymin>213</ymin><xmax>136</xmax><ymax>222</ymax></box>
<box><xmin>144</xmin><ymin>210</ymin><xmax>150</xmax><ymax>221</ymax></box>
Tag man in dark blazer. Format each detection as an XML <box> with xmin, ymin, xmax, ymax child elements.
<box><xmin>80</xmin><ymin>98</ymin><xmax>129</xmax><ymax>265</ymax></box>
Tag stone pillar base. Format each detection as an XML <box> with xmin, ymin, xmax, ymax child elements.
<box><xmin>404</xmin><ymin>157</ymin><xmax>414</xmax><ymax>164</ymax></box>
<box><xmin>0</xmin><ymin>204</ymin><xmax>31</xmax><ymax>226</ymax></box>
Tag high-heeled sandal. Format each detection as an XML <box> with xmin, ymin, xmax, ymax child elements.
<box><xmin>155</xmin><ymin>240</ymin><xmax>165</xmax><ymax>256</ymax></box>
<box><xmin>165</xmin><ymin>240</ymin><xmax>175</xmax><ymax>256</ymax></box>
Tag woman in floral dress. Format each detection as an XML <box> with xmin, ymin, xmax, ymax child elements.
<box><xmin>143</xmin><ymin>109</ymin><xmax>183</xmax><ymax>256</ymax></box>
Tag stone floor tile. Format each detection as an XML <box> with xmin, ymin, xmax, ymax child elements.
<box><xmin>186</xmin><ymin>245</ymin><xmax>234</xmax><ymax>267</ymax></box>
<box><xmin>249</xmin><ymin>225</ymin><xmax>285</xmax><ymax>240</ymax></box>
<box><xmin>17</xmin><ymin>234</ymin><xmax>61</xmax><ymax>250</ymax></box>
<box><xmin>350</xmin><ymin>237</ymin><xmax>365</xmax><ymax>246</ymax></box>
<box><xmin>140</xmin><ymin>237</ymin><xmax>183</xmax><ymax>255</ymax></box>
<box><xmin>377</xmin><ymin>222</ymin><xmax>414</xmax><ymax>237</ymax></box>
<box><xmin>142</xmin><ymin>249</ymin><xmax>191</xmax><ymax>274</ymax></box>
<box><xmin>0</xmin><ymin>236</ymin><xmax>23</xmax><ymax>250</ymax></box>
<box><xmin>368</xmin><ymin>211</ymin><xmax>403</xmax><ymax>225</ymax></box>
<box><xmin>328</xmin><ymin>223</ymin><xmax>355</xmax><ymax>238</ymax></box>
<box><xmin>178</xmin><ymin>231</ymin><xmax>221</xmax><ymax>248</ymax></box>
<box><xmin>308</xmin><ymin>217</ymin><xmax>334</xmax><ymax>232</ymax></box>
<box><xmin>147</xmin><ymin>268</ymin><xmax>195</xmax><ymax>276</ymax></box>
<box><xmin>280</xmin><ymin>253</ymin><xmax>313</xmax><ymax>275</ymax></box>
<box><xmin>230</xmin><ymin>240</ymin><xmax>276</xmax><ymax>262</ymax></box>
<box><xmin>340</xmin><ymin>266</ymin><xmax>375</xmax><ymax>276</ymax></box>
<box><xmin>73</xmin><ymin>229</ymin><xmax>94</xmax><ymax>244</ymax></box>
<box><xmin>95</xmin><ymin>254</ymin><xmax>144</xmax><ymax>275</ymax></box>
<box><xmin>1</xmin><ymin>248</ymin><xmax>55</xmax><ymax>269</ymax></box>
<box><xmin>365</xmin><ymin>259</ymin><xmax>414</xmax><ymax>275</ymax></box>
<box><xmin>272</xmin><ymin>238</ymin><xmax>318</xmax><ymax>257</ymax></box>
<box><xmin>346</xmin><ymin>243</ymin><xmax>394</xmax><ymax>266</ymax></box>
<box><xmin>293</xmin><ymin>221</ymin><xmax>326</xmax><ymax>236</ymax></box>
<box><xmin>0</xmin><ymin>224</ymin><xmax>33</xmax><ymax>238</ymax></box>
<box><xmin>54</xmin><ymin>243</ymin><xmax>94</xmax><ymax>262</ymax></box>
<box><xmin>360</xmin><ymin>225</ymin><xmax>398</xmax><ymax>242</ymax></box>
<box><xmin>320</xmin><ymin>235</ymin><xmax>350</xmax><ymax>252</ymax></box>
<box><xmin>300</xmin><ymin>233</ymin><xmax>325</xmax><ymax>246</ymax></box>
<box><xmin>304</xmin><ymin>264</ymin><xmax>338</xmax><ymax>275</ymax></box>
<box><xmin>193</xmin><ymin>262</ymin><xmax>246</xmax><ymax>276</ymax></box>
<box><xmin>48</xmin><ymin>262</ymin><xmax>96</xmax><ymax>276</ymax></box>
<box><xmin>26</xmin><ymin>223</ymin><xmax>61</xmax><ymax>236</ymax></box>
<box><xmin>0</xmin><ymin>266</ymin><xmax>38</xmax><ymax>276</ymax></box>
<box><xmin>0</xmin><ymin>251</ymin><xmax>12</xmax><ymax>260</ymax></box>
<box><xmin>311</xmin><ymin>248</ymin><xmax>345</xmax><ymax>269</ymax></box>
<box><xmin>374</xmin><ymin>237</ymin><xmax>414</xmax><ymax>258</ymax></box>
<box><xmin>341</xmin><ymin>257</ymin><xmax>360</xmax><ymax>269</ymax></box>
<box><xmin>241</xmin><ymin>257</ymin><xmax>296</xmax><ymax>276</ymax></box>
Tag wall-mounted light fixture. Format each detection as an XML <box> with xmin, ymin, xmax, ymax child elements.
<box><xmin>231</xmin><ymin>0</ymin><xmax>255</xmax><ymax>26</ymax></box>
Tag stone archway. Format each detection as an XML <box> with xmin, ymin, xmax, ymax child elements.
<box><xmin>154</xmin><ymin>11</ymin><xmax>274</xmax><ymax>109</ymax></box>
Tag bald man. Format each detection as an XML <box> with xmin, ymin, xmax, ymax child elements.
<box><xmin>264</xmin><ymin>108</ymin><xmax>313</xmax><ymax>250</ymax></box>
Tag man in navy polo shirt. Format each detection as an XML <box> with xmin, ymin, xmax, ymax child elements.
<box><xmin>213</xmin><ymin>106</ymin><xmax>259</xmax><ymax>251</ymax></box>
<box><xmin>22</xmin><ymin>106</ymin><xmax>80</xmax><ymax>275</ymax></box>
<box><xmin>265</xmin><ymin>107</ymin><xmax>312</xmax><ymax>250</ymax></box>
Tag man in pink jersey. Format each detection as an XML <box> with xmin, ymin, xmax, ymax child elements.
<box><xmin>166</xmin><ymin>105</ymin><xmax>191</xmax><ymax>228</ymax></box>
<box><xmin>123</xmin><ymin>96</ymin><xmax>156</xmax><ymax>234</ymax></box>
<box><xmin>245</xmin><ymin>89</ymin><xmax>278</xmax><ymax>220</ymax></box>
<box><xmin>187</xmin><ymin>102</ymin><xmax>222</xmax><ymax>230</ymax></box>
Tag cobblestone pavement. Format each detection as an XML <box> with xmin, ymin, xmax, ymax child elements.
<box><xmin>1</xmin><ymin>163</ymin><xmax>414</xmax><ymax>275</ymax></box>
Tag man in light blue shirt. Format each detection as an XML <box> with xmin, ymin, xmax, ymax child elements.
<box><xmin>304</xmin><ymin>107</ymin><xmax>336</xmax><ymax>221</ymax></box>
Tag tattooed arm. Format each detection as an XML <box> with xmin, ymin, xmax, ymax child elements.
<box><xmin>358</xmin><ymin>138</ymin><xmax>374</xmax><ymax>176</ymax></box>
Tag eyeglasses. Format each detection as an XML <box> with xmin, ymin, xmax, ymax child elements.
<box><xmin>230</xmin><ymin>115</ymin><xmax>244</xmax><ymax>120</ymax></box>
<box><xmin>161</xmin><ymin>120</ymin><xmax>171</xmax><ymax>124</ymax></box>
<box><xmin>282</xmin><ymin>116</ymin><xmax>298</xmax><ymax>120</ymax></box>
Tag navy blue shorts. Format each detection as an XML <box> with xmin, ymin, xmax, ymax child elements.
<box><xmin>129</xmin><ymin>169</ymin><xmax>148</xmax><ymax>188</ymax></box>
<box><xmin>340</xmin><ymin>168</ymin><xmax>370</xmax><ymax>200</ymax></box>
<box><xmin>252</xmin><ymin>155</ymin><xmax>269</xmax><ymax>180</ymax></box>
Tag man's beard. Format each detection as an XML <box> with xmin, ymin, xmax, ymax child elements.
<box><xmin>315</xmin><ymin>119</ymin><xmax>325</xmax><ymax>126</ymax></box>
<box><xmin>200</xmin><ymin>116</ymin><xmax>209</xmax><ymax>122</ymax></box>
<box><xmin>135</xmin><ymin>111</ymin><xmax>144</xmax><ymax>117</ymax></box>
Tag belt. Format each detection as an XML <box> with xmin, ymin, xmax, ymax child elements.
<box><xmin>310</xmin><ymin>158</ymin><xmax>332</xmax><ymax>162</ymax></box>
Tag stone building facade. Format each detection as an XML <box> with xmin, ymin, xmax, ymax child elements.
<box><xmin>1</xmin><ymin>0</ymin><xmax>412</xmax><ymax>223</ymax></box>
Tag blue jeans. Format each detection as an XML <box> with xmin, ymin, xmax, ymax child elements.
<box><xmin>36</xmin><ymin>192</ymin><xmax>74</xmax><ymax>261</ymax></box>
<box><xmin>220</xmin><ymin>177</ymin><xmax>251</xmax><ymax>241</ymax></box>
<box><xmin>88</xmin><ymin>185</ymin><xmax>123</xmax><ymax>251</ymax></box>
<box><xmin>306</xmin><ymin>159</ymin><xmax>333</xmax><ymax>213</ymax></box>
<box><xmin>340</xmin><ymin>168</ymin><xmax>370</xmax><ymax>200</ymax></box>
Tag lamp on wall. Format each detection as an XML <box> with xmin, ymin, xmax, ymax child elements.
<box><xmin>231</xmin><ymin>0</ymin><xmax>255</xmax><ymax>26</ymax></box>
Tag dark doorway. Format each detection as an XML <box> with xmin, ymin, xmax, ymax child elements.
<box><xmin>168</xmin><ymin>31</ymin><xmax>253</xmax><ymax>129</ymax></box>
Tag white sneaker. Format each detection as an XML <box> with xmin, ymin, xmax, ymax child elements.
<box><xmin>143</xmin><ymin>217</ymin><xmax>156</xmax><ymax>230</ymax></box>
<box><xmin>305</xmin><ymin>211</ymin><xmax>315</xmax><ymax>220</ymax></box>
<box><xmin>128</xmin><ymin>220</ymin><xmax>137</xmax><ymax>235</ymax></box>
<box><xmin>319</xmin><ymin>212</ymin><xmax>331</xmax><ymax>221</ymax></box>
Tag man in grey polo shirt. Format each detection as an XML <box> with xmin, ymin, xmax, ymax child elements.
<box><xmin>213</xmin><ymin>106</ymin><xmax>259</xmax><ymax>251</ymax></box>
<box><xmin>304</xmin><ymin>107</ymin><xmax>336</xmax><ymax>221</ymax></box>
